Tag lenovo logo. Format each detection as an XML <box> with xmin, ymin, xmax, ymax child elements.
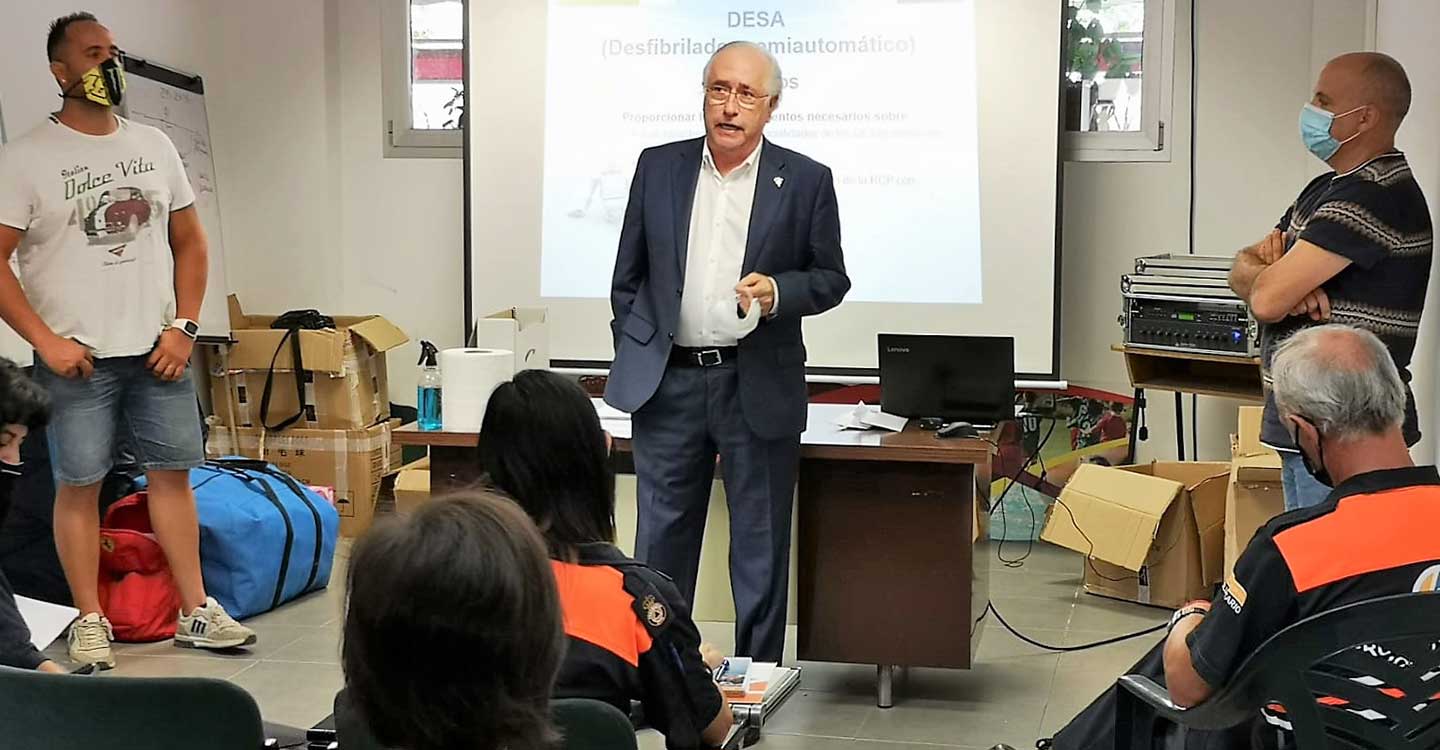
<box><xmin>886</xmin><ymin>347</ymin><xmax>910</xmax><ymax>354</ymax></box>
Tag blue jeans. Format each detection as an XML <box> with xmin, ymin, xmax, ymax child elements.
<box><xmin>1281</xmin><ymin>451</ymin><xmax>1331</xmax><ymax>511</ymax></box>
<box><xmin>32</xmin><ymin>355</ymin><xmax>204</xmax><ymax>486</ymax></box>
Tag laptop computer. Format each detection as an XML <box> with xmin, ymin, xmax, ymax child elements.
<box><xmin>878</xmin><ymin>334</ymin><xmax>1016</xmax><ymax>426</ymax></box>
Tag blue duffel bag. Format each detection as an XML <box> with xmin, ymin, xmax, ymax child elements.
<box><xmin>142</xmin><ymin>459</ymin><xmax>340</xmax><ymax>619</ymax></box>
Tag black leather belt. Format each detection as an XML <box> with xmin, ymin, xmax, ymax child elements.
<box><xmin>670</xmin><ymin>346</ymin><xmax>738</xmax><ymax>368</ymax></box>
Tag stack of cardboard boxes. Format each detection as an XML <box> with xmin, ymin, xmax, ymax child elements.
<box><xmin>1225</xmin><ymin>407</ymin><xmax>1284</xmax><ymax>581</ymax></box>
<box><xmin>1039</xmin><ymin>406</ymin><xmax>1287</xmax><ymax>608</ymax></box>
<box><xmin>206</xmin><ymin>296</ymin><xmax>408</xmax><ymax>536</ymax></box>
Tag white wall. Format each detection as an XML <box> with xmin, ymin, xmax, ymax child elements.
<box><xmin>1065</xmin><ymin>0</ymin><xmax>1371</xmax><ymax>462</ymax></box>
<box><xmin>4</xmin><ymin>0</ymin><xmax>1384</xmax><ymax>437</ymax></box>
<box><xmin>205</xmin><ymin>0</ymin><xmax>465</xmax><ymax>403</ymax></box>
<box><xmin>1376</xmin><ymin>1</ymin><xmax>1440</xmax><ymax>464</ymax></box>
<box><xmin>0</xmin><ymin>1</ymin><xmax>218</xmax><ymax>363</ymax></box>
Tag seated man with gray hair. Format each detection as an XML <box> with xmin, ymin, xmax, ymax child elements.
<box><xmin>1009</xmin><ymin>324</ymin><xmax>1440</xmax><ymax>750</ymax></box>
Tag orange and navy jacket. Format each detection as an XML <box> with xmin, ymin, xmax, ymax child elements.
<box><xmin>1187</xmin><ymin>466</ymin><xmax>1440</xmax><ymax>730</ymax></box>
<box><xmin>551</xmin><ymin>543</ymin><xmax>723</xmax><ymax>750</ymax></box>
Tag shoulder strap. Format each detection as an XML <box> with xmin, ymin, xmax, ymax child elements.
<box><xmin>258</xmin><ymin>328</ymin><xmax>308</xmax><ymax>432</ymax></box>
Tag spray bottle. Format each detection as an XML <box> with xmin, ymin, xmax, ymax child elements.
<box><xmin>417</xmin><ymin>341</ymin><xmax>442</xmax><ymax>431</ymax></box>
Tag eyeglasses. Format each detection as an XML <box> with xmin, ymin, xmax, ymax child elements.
<box><xmin>704</xmin><ymin>84</ymin><xmax>772</xmax><ymax>110</ymax></box>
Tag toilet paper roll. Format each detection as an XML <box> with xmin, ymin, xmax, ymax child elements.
<box><xmin>440</xmin><ymin>348</ymin><xmax>514</xmax><ymax>431</ymax></box>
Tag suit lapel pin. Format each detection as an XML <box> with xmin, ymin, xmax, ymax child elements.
<box><xmin>773</xmin><ymin>176</ymin><xmax>784</xmax><ymax>188</ymax></box>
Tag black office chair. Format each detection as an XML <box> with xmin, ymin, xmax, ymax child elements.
<box><xmin>552</xmin><ymin>698</ymin><xmax>641</xmax><ymax>750</ymax></box>
<box><xmin>333</xmin><ymin>689</ymin><xmax>639</xmax><ymax>750</ymax></box>
<box><xmin>0</xmin><ymin>664</ymin><xmax>265</xmax><ymax>750</ymax></box>
<box><xmin>1116</xmin><ymin>592</ymin><xmax>1440</xmax><ymax>749</ymax></box>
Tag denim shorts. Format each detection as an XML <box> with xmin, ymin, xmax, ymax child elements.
<box><xmin>32</xmin><ymin>355</ymin><xmax>204</xmax><ymax>486</ymax></box>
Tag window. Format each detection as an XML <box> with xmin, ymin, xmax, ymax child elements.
<box><xmin>1062</xmin><ymin>0</ymin><xmax>1175</xmax><ymax>162</ymax></box>
<box><xmin>383</xmin><ymin>0</ymin><xmax>464</xmax><ymax>157</ymax></box>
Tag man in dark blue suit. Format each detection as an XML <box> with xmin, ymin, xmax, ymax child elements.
<box><xmin>604</xmin><ymin>41</ymin><xmax>849</xmax><ymax>662</ymax></box>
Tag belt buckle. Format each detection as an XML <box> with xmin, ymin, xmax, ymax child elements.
<box><xmin>698</xmin><ymin>348</ymin><xmax>723</xmax><ymax>367</ymax></box>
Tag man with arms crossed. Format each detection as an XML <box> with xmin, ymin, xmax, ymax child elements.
<box><xmin>1228</xmin><ymin>52</ymin><xmax>1431</xmax><ymax>511</ymax></box>
<box><xmin>606</xmin><ymin>41</ymin><xmax>850</xmax><ymax>662</ymax></box>
<box><xmin>0</xmin><ymin>13</ymin><xmax>254</xmax><ymax>669</ymax></box>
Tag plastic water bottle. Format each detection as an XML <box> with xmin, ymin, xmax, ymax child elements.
<box><xmin>417</xmin><ymin>340</ymin><xmax>442</xmax><ymax>431</ymax></box>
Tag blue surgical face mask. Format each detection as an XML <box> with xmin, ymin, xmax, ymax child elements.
<box><xmin>1300</xmin><ymin>103</ymin><xmax>1365</xmax><ymax>162</ymax></box>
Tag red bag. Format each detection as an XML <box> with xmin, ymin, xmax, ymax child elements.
<box><xmin>98</xmin><ymin>493</ymin><xmax>181</xmax><ymax>642</ymax></box>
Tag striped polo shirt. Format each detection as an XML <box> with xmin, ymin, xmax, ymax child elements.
<box><xmin>1259</xmin><ymin>151</ymin><xmax>1433</xmax><ymax>451</ymax></box>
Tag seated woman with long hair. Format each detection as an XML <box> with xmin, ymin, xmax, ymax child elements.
<box><xmin>478</xmin><ymin>370</ymin><xmax>733</xmax><ymax>749</ymax></box>
<box><xmin>342</xmin><ymin>491</ymin><xmax>564</xmax><ymax>750</ymax></box>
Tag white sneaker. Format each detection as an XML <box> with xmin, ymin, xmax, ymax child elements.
<box><xmin>175</xmin><ymin>597</ymin><xmax>257</xmax><ymax>650</ymax></box>
<box><xmin>68</xmin><ymin>613</ymin><xmax>116</xmax><ymax>670</ymax></box>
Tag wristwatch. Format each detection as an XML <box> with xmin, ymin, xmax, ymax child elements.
<box><xmin>170</xmin><ymin>318</ymin><xmax>200</xmax><ymax>340</ymax></box>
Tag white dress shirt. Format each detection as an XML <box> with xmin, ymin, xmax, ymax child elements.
<box><xmin>676</xmin><ymin>140</ymin><xmax>776</xmax><ymax>347</ymax></box>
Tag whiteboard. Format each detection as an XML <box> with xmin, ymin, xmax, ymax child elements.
<box><xmin>120</xmin><ymin>56</ymin><xmax>230</xmax><ymax>340</ymax></box>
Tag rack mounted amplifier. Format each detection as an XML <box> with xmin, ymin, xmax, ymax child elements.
<box><xmin>1120</xmin><ymin>254</ymin><xmax>1259</xmax><ymax>357</ymax></box>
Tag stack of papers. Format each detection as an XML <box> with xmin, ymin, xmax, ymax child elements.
<box><xmin>715</xmin><ymin>658</ymin><xmax>786</xmax><ymax>704</ymax></box>
<box><xmin>593</xmin><ymin>400</ymin><xmax>633</xmax><ymax>440</ymax></box>
<box><xmin>832</xmin><ymin>402</ymin><xmax>909</xmax><ymax>432</ymax></box>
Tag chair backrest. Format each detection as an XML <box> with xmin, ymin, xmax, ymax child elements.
<box><xmin>1188</xmin><ymin>592</ymin><xmax>1440</xmax><ymax>749</ymax></box>
<box><xmin>0</xmin><ymin>665</ymin><xmax>265</xmax><ymax>750</ymax></box>
<box><xmin>335</xmin><ymin>690</ymin><xmax>639</xmax><ymax>750</ymax></box>
<box><xmin>552</xmin><ymin>698</ymin><xmax>640</xmax><ymax>750</ymax></box>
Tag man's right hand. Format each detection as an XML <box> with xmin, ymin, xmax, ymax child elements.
<box><xmin>39</xmin><ymin>336</ymin><xmax>94</xmax><ymax>379</ymax></box>
<box><xmin>699</xmin><ymin>642</ymin><xmax>726</xmax><ymax>672</ymax></box>
<box><xmin>1289</xmin><ymin>288</ymin><xmax>1331</xmax><ymax>321</ymax></box>
<box><xmin>1255</xmin><ymin>229</ymin><xmax>1287</xmax><ymax>265</ymax></box>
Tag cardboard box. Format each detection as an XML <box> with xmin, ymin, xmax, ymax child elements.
<box><xmin>471</xmin><ymin>308</ymin><xmax>549</xmax><ymax>372</ymax></box>
<box><xmin>1225</xmin><ymin>406</ymin><xmax>1285</xmax><ymax>582</ymax></box>
<box><xmin>1233</xmin><ymin>406</ymin><xmax>1275</xmax><ymax>459</ymax></box>
<box><xmin>1042</xmin><ymin>462</ymin><xmax>1229</xmax><ymax>608</ymax></box>
<box><xmin>211</xmin><ymin>295</ymin><xmax>408</xmax><ymax>430</ymax></box>
<box><xmin>394</xmin><ymin>458</ymin><xmax>432</xmax><ymax>515</ymax></box>
<box><xmin>207</xmin><ymin>419</ymin><xmax>403</xmax><ymax>537</ymax></box>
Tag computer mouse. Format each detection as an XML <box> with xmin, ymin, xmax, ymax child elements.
<box><xmin>936</xmin><ymin>421</ymin><xmax>978</xmax><ymax>439</ymax></box>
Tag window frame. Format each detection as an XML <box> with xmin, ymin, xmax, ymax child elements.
<box><xmin>1063</xmin><ymin>0</ymin><xmax>1176</xmax><ymax>163</ymax></box>
<box><xmin>382</xmin><ymin>0</ymin><xmax>464</xmax><ymax>159</ymax></box>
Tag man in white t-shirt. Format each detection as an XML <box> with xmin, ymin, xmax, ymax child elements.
<box><xmin>0</xmin><ymin>13</ymin><xmax>255</xmax><ymax>669</ymax></box>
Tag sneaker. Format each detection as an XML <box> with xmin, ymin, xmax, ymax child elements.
<box><xmin>68</xmin><ymin>613</ymin><xmax>116</xmax><ymax>670</ymax></box>
<box><xmin>175</xmin><ymin>597</ymin><xmax>258</xmax><ymax>650</ymax></box>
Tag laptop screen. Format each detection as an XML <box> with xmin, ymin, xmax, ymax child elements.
<box><xmin>878</xmin><ymin>335</ymin><xmax>1016</xmax><ymax>423</ymax></box>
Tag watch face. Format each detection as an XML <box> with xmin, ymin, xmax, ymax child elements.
<box><xmin>184</xmin><ymin>321</ymin><xmax>199</xmax><ymax>335</ymax></box>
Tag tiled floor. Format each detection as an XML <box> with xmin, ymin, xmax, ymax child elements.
<box><xmin>41</xmin><ymin>541</ymin><xmax>1170</xmax><ymax>749</ymax></box>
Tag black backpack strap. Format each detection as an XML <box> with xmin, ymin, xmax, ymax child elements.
<box><xmin>258</xmin><ymin>328</ymin><xmax>307</xmax><ymax>432</ymax></box>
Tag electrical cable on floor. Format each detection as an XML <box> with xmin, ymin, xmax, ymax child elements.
<box><xmin>993</xmin><ymin>418</ymin><xmax>1058</xmax><ymax>567</ymax></box>
<box><xmin>978</xmin><ymin>601</ymin><xmax>1167</xmax><ymax>652</ymax></box>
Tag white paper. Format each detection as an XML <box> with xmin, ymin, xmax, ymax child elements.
<box><xmin>861</xmin><ymin>409</ymin><xmax>909</xmax><ymax>432</ymax></box>
<box><xmin>600</xmin><ymin>418</ymin><xmax>632</xmax><ymax>440</ymax></box>
<box><xmin>832</xmin><ymin>402</ymin><xmax>872</xmax><ymax>430</ymax></box>
<box><xmin>593</xmin><ymin>401</ymin><xmax>630</xmax><ymax>421</ymax></box>
<box><xmin>16</xmin><ymin>596</ymin><xmax>77</xmax><ymax>651</ymax></box>
<box><xmin>832</xmin><ymin>402</ymin><xmax>908</xmax><ymax>432</ymax></box>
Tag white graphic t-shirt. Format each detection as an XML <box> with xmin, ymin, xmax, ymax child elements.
<box><xmin>0</xmin><ymin>115</ymin><xmax>195</xmax><ymax>358</ymax></box>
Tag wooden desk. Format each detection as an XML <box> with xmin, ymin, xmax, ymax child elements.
<box><xmin>395</xmin><ymin>403</ymin><xmax>992</xmax><ymax>707</ymax></box>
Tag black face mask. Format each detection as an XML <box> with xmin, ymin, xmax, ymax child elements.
<box><xmin>1291</xmin><ymin>417</ymin><xmax>1333</xmax><ymax>487</ymax></box>
<box><xmin>61</xmin><ymin>55</ymin><xmax>126</xmax><ymax>108</ymax></box>
<box><xmin>0</xmin><ymin>464</ymin><xmax>17</xmax><ymax>509</ymax></box>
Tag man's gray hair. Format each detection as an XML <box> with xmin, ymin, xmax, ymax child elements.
<box><xmin>1271</xmin><ymin>324</ymin><xmax>1405</xmax><ymax>440</ymax></box>
<box><xmin>702</xmin><ymin>40</ymin><xmax>782</xmax><ymax>101</ymax></box>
